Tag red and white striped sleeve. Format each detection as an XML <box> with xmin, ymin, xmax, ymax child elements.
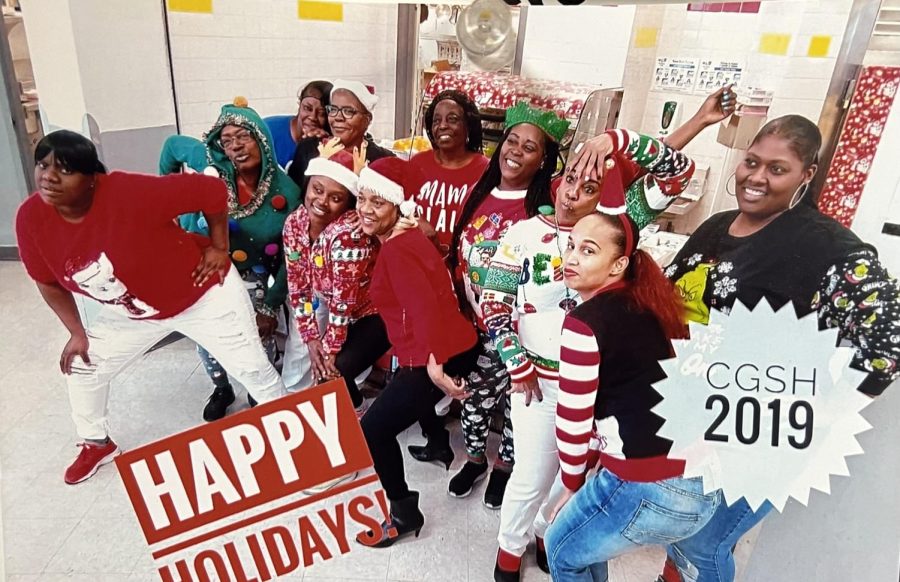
<box><xmin>556</xmin><ymin>314</ymin><xmax>601</xmax><ymax>491</ymax></box>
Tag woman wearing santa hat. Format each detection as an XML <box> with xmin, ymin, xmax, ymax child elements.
<box><xmin>485</xmin><ymin>128</ymin><xmax>694</xmax><ymax>582</ymax></box>
<box><xmin>282</xmin><ymin>140</ymin><xmax>389</xmax><ymax>415</ymax></box>
<box><xmin>353</xmin><ymin>157</ymin><xmax>481</xmax><ymax>547</ymax></box>
<box><xmin>159</xmin><ymin>97</ymin><xmax>302</xmax><ymax>421</ymax></box>
<box><xmin>288</xmin><ymin>80</ymin><xmax>395</xmax><ymax>192</ymax></box>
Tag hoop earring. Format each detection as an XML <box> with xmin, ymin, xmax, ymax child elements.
<box><xmin>789</xmin><ymin>182</ymin><xmax>809</xmax><ymax>209</ymax></box>
<box><xmin>725</xmin><ymin>173</ymin><xmax>736</xmax><ymax>197</ymax></box>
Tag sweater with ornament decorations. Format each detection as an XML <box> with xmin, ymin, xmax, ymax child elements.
<box><xmin>283</xmin><ymin>206</ymin><xmax>378</xmax><ymax>355</ymax></box>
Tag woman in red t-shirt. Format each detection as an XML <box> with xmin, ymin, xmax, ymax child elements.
<box><xmin>409</xmin><ymin>90</ymin><xmax>489</xmax><ymax>253</ymax></box>
<box><xmin>15</xmin><ymin>130</ymin><xmax>286</xmax><ymax>486</ymax></box>
<box><xmin>352</xmin><ymin>157</ymin><xmax>480</xmax><ymax>547</ymax></box>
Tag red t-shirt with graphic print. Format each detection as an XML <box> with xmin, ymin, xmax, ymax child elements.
<box><xmin>16</xmin><ymin>172</ymin><xmax>228</xmax><ymax>320</ymax></box>
<box><xmin>410</xmin><ymin>150</ymin><xmax>489</xmax><ymax>249</ymax></box>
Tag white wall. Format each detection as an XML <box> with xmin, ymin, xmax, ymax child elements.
<box><xmin>620</xmin><ymin>0</ymin><xmax>853</xmax><ymax>233</ymax></box>
<box><xmin>19</xmin><ymin>0</ymin><xmax>88</xmax><ymax>131</ymax></box>
<box><xmin>69</xmin><ymin>0</ymin><xmax>176</xmax><ymax>132</ymax></box>
<box><xmin>166</xmin><ymin>0</ymin><xmax>399</xmax><ymax>140</ymax></box>
<box><xmin>21</xmin><ymin>0</ymin><xmax>176</xmax><ymax>134</ymax></box>
<box><xmin>520</xmin><ymin>5</ymin><xmax>634</xmax><ymax>88</ymax></box>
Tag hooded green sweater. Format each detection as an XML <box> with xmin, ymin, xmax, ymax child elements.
<box><xmin>159</xmin><ymin>102</ymin><xmax>302</xmax><ymax>315</ymax></box>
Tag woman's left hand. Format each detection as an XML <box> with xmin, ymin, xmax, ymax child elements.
<box><xmin>569</xmin><ymin>133</ymin><xmax>614</xmax><ymax>182</ymax></box>
<box><xmin>193</xmin><ymin>247</ymin><xmax>231</xmax><ymax>287</ymax></box>
<box><xmin>256</xmin><ymin>312</ymin><xmax>277</xmax><ymax>339</ymax></box>
<box><xmin>549</xmin><ymin>488</ymin><xmax>577</xmax><ymax>523</ymax></box>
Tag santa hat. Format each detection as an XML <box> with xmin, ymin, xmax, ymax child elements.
<box><xmin>331</xmin><ymin>79</ymin><xmax>379</xmax><ymax>113</ymax></box>
<box><xmin>305</xmin><ymin>149</ymin><xmax>359</xmax><ymax>195</ymax></box>
<box><xmin>584</xmin><ymin>156</ymin><xmax>639</xmax><ymax>255</ymax></box>
<box><xmin>357</xmin><ymin>157</ymin><xmax>421</xmax><ymax>217</ymax></box>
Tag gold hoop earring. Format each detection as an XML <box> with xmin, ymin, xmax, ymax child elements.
<box><xmin>725</xmin><ymin>173</ymin><xmax>737</xmax><ymax>197</ymax></box>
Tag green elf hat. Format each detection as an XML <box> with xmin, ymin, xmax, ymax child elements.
<box><xmin>504</xmin><ymin>102</ymin><xmax>570</xmax><ymax>143</ymax></box>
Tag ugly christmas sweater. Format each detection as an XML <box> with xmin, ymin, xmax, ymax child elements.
<box><xmin>664</xmin><ymin>204</ymin><xmax>900</xmax><ymax>396</ymax></box>
<box><xmin>158</xmin><ymin>102</ymin><xmax>301</xmax><ymax>317</ymax></box>
<box><xmin>457</xmin><ymin>187</ymin><xmax>530</xmax><ymax>326</ymax></box>
<box><xmin>283</xmin><ymin>206</ymin><xmax>378</xmax><ymax>355</ymax></box>
<box><xmin>481</xmin><ymin>130</ymin><xmax>694</xmax><ymax>382</ymax></box>
<box><xmin>556</xmin><ymin>283</ymin><xmax>684</xmax><ymax>489</ymax></box>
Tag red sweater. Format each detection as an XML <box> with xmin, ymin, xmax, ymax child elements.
<box><xmin>16</xmin><ymin>172</ymin><xmax>228</xmax><ymax>320</ymax></box>
<box><xmin>370</xmin><ymin>229</ymin><xmax>477</xmax><ymax>367</ymax></box>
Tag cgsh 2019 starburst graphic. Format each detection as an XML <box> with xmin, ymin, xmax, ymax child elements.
<box><xmin>653</xmin><ymin>300</ymin><xmax>872</xmax><ymax>511</ymax></box>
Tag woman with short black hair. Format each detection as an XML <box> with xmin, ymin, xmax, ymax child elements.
<box><xmin>16</xmin><ymin>130</ymin><xmax>286</xmax><ymax>485</ymax></box>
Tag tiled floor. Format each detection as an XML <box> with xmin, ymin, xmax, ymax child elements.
<box><xmin>0</xmin><ymin>261</ymin><xmax>755</xmax><ymax>581</ymax></box>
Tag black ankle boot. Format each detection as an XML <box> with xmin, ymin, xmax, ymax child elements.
<box><xmin>203</xmin><ymin>383</ymin><xmax>235</xmax><ymax>422</ymax></box>
<box><xmin>365</xmin><ymin>491</ymin><xmax>425</xmax><ymax>549</ymax></box>
<box><xmin>407</xmin><ymin>441</ymin><xmax>454</xmax><ymax>470</ymax></box>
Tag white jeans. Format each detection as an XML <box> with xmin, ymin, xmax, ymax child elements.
<box><xmin>498</xmin><ymin>376</ymin><xmax>567</xmax><ymax>556</ymax></box>
<box><xmin>67</xmin><ymin>268</ymin><xmax>286</xmax><ymax>440</ymax></box>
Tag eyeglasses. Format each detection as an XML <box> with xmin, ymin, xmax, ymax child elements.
<box><xmin>326</xmin><ymin>105</ymin><xmax>363</xmax><ymax>119</ymax></box>
<box><xmin>217</xmin><ymin>130</ymin><xmax>254</xmax><ymax>150</ymax></box>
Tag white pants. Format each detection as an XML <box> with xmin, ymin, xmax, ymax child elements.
<box><xmin>497</xmin><ymin>376</ymin><xmax>568</xmax><ymax>556</ymax></box>
<box><xmin>67</xmin><ymin>268</ymin><xmax>286</xmax><ymax>440</ymax></box>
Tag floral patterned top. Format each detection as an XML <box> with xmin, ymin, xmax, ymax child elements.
<box><xmin>664</xmin><ymin>204</ymin><xmax>900</xmax><ymax>396</ymax></box>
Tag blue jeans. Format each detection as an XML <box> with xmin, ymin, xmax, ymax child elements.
<box><xmin>546</xmin><ymin>469</ymin><xmax>720</xmax><ymax>582</ymax></box>
<box><xmin>666</xmin><ymin>496</ymin><xmax>773</xmax><ymax>582</ymax></box>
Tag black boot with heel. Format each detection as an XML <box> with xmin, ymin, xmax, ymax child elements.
<box><xmin>364</xmin><ymin>491</ymin><xmax>425</xmax><ymax>549</ymax></box>
<box><xmin>407</xmin><ymin>441</ymin><xmax>454</xmax><ymax>470</ymax></box>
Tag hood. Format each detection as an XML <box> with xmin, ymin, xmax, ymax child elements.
<box><xmin>203</xmin><ymin>99</ymin><xmax>280</xmax><ymax>219</ymax></box>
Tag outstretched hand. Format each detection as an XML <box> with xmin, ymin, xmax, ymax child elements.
<box><xmin>695</xmin><ymin>85</ymin><xmax>737</xmax><ymax>127</ymax></box>
<box><xmin>318</xmin><ymin>137</ymin><xmax>345</xmax><ymax>159</ymax></box>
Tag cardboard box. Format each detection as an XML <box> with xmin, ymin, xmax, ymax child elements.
<box><xmin>717</xmin><ymin>113</ymin><xmax>767</xmax><ymax>150</ymax></box>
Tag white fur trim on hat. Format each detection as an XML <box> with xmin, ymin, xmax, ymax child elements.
<box><xmin>331</xmin><ymin>79</ymin><xmax>378</xmax><ymax>113</ymax></box>
<box><xmin>306</xmin><ymin>157</ymin><xmax>359</xmax><ymax>195</ymax></box>
<box><xmin>358</xmin><ymin>166</ymin><xmax>405</xmax><ymax>207</ymax></box>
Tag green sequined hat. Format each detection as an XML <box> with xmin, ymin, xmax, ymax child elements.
<box><xmin>504</xmin><ymin>102</ymin><xmax>570</xmax><ymax>143</ymax></box>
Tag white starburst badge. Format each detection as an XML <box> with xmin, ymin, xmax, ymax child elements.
<box><xmin>653</xmin><ymin>300</ymin><xmax>873</xmax><ymax>512</ymax></box>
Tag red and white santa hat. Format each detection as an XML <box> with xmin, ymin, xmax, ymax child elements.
<box><xmin>356</xmin><ymin>157</ymin><xmax>422</xmax><ymax>217</ymax></box>
<box><xmin>305</xmin><ymin>149</ymin><xmax>359</xmax><ymax>195</ymax></box>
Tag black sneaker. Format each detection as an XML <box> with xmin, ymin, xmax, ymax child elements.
<box><xmin>203</xmin><ymin>384</ymin><xmax>235</xmax><ymax>422</ymax></box>
<box><xmin>483</xmin><ymin>468</ymin><xmax>511</xmax><ymax>509</ymax></box>
<box><xmin>448</xmin><ymin>461</ymin><xmax>488</xmax><ymax>498</ymax></box>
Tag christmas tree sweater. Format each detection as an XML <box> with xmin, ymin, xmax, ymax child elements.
<box><xmin>457</xmin><ymin>188</ymin><xmax>529</xmax><ymax>327</ymax></box>
<box><xmin>481</xmin><ymin>130</ymin><xmax>694</xmax><ymax>382</ymax></box>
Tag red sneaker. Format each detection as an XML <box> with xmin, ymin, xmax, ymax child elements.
<box><xmin>64</xmin><ymin>440</ymin><xmax>120</xmax><ymax>485</ymax></box>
